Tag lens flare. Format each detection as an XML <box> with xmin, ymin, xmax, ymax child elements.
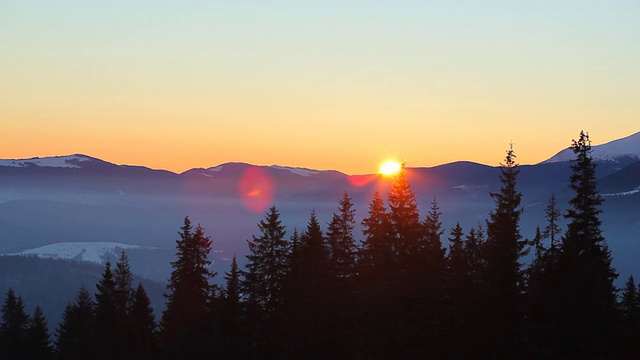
<box><xmin>238</xmin><ymin>167</ymin><xmax>274</xmax><ymax>213</ymax></box>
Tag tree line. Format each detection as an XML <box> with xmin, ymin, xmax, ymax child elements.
<box><xmin>1</xmin><ymin>131</ymin><xmax>639</xmax><ymax>359</ymax></box>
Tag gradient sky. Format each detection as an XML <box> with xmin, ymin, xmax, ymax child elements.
<box><xmin>2</xmin><ymin>1</ymin><xmax>639</xmax><ymax>174</ymax></box>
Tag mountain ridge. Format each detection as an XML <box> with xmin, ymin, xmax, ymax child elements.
<box><xmin>3</xmin><ymin>129</ymin><xmax>639</xmax><ymax>174</ymax></box>
<box><xmin>542</xmin><ymin>131</ymin><xmax>640</xmax><ymax>165</ymax></box>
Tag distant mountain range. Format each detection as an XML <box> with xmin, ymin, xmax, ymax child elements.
<box><xmin>1</xmin><ymin>131</ymin><xmax>639</xmax><ymax>288</ymax></box>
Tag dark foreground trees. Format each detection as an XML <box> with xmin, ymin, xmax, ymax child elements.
<box><xmin>482</xmin><ymin>145</ymin><xmax>528</xmax><ymax>357</ymax></box>
<box><xmin>56</xmin><ymin>286</ymin><xmax>96</xmax><ymax>360</ymax></box>
<box><xmin>548</xmin><ymin>131</ymin><xmax>619</xmax><ymax>358</ymax></box>
<box><xmin>1</xmin><ymin>252</ymin><xmax>157</xmax><ymax>360</ymax></box>
<box><xmin>161</xmin><ymin>216</ymin><xmax>215</xmax><ymax>358</ymax></box>
<box><xmin>0</xmin><ymin>288</ymin><xmax>30</xmax><ymax>358</ymax></box>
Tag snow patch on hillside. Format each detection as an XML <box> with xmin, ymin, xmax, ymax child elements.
<box><xmin>207</xmin><ymin>165</ymin><xmax>224</xmax><ymax>172</ymax></box>
<box><xmin>0</xmin><ymin>155</ymin><xmax>92</xmax><ymax>168</ymax></box>
<box><xmin>270</xmin><ymin>165</ymin><xmax>319</xmax><ymax>177</ymax></box>
<box><xmin>8</xmin><ymin>242</ymin><xmax>151</xmax><ymax>263</ymax></box>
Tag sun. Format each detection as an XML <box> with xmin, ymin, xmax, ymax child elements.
<box><xmin>379</xmin><ymin>160</ymin><xmax>402</xmax><ymax>176</ymax></box>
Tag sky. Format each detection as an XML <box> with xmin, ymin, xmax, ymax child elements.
<box><xmin>1</xmin><ymin>1</ymin><xmax>639</xmax><ymax>174</ymax></box>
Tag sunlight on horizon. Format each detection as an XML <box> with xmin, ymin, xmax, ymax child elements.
<box><xmin>380</xmin><ymin>160</ymin><xmax>402</xmax><ymax>176</ymax></box>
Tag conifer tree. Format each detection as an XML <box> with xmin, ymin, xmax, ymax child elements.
<box><xmin>287</xmin><ymin>228</ymin><xmax>301</xmax><ymax>279</ymax></box>
<box><xmin>130</xmin><ymin>283</ymin><xmax>157</xmax><ymax>360</ymax></box>
<box><xmin>94</xmin><ymin>260</ymin><xmax>118</xmax><ymax>360</ymax></box>
<box><xmin>26</xmin><ymin>305</ymin><xmax>53</xmax><ymax>360</ymax></box>
<box><xmin>621</xmin><ymin>275</ymin><xmax>640</xmax><ymax>322</ymax></box>
<box><xmin>113</xmin><ymin>250</ymin><xmax>135</xmax><ymax>356</ymax></box>
<box><xmin>300</xmin><ymin>210</ymin><xmax>329</xmax><ymax>283</ymax></box>
<box><xmin>464</xmin><ymin>225</ymin><xmax>486</xmax><ymax>282</ymax></box>
<box><xmin>526</xmin><ymin>226</ymin><xmax>546</xmax><ymax>304</ymax></box>
<box><xmin>447</xmin><ymin>222</ymin><xmax>466</xmax><ymax>288</ymax></box>
<box><xmin>114</xmin><ymin>249</ymin><xmax>134</xmax><ymax>316</ymax></box>
<box><xmin>326</xmin><ymin>192</ymin><xmax>357</xmax><ymax>281</ymax></box>
<box><xmin>0</xmin><ymin>288</ymin><xmax>29</xmax><ymax>358</ymax></box>
<box><xmin>525</xmin><ymin>226</ymin><xmax>552</xmax><ymax>354</ymax></box>
<box><xmin>243</xmin><ymin>206</ymin><xmax>289</xmax><ymax>318</ymax></box>
<box><xmin>217</xmin><ymin>255</ymin><xmax>247</xmax><ymax>359</ymax></box>
<box><xmin>483</xmin><ymin>145</ymin><xmax>527</xmax><ymax>357</ymax></box>
<box><xmin>282</xmin><ymin>228</ymin><xmax>302</xmax><ymax>308</ymax></box>
<box><xmin>56</xmin><ymin>286</ymin><xmax>96</xmax><ymax>360</ymax></box>
<box><xmin>445</xmin><ymin>223</ymin><xmax>470</xmax><ymax>356</ymax></box>
<box><xmin>359</xmin><ymin>191</ymin><xmax>392</xmax><ymax>280</ymax></box>
<box><xmin>553</xmin><ymin>131</ymin><xmax>619</xmax><ymax>358</ymax></box>
<box><xmin>242</xmin><ymin>206</ymin><xmax>288</xmax><ymax>356</ymax></box>
<box><xmin>531</xmin><ymin>226</ymin><xmax>545</xmax><ymax>265</ymax></box>
<box><xmin>325</xmin><ymin>193</ymin><xmax>358</xmax><ymax>355</ymax></box>
<box><xmin>385</xmin><ymin>164</ymin><xmax>426</xmax><ymax>355</ymax></box>
<box><xmin>161</xmin><ymin>216</ymin><xmax>214</xmax><ymax>356</ymax></box>
<box><xmin>387</xmin><ymin>163</ymin><xmax>422</xmax><ymax>263</ymax></box>
<box><xmin>424</xmin><ymin>196</ymin><xmax>445</xmax><ymax>256</ymax></box>
<box><xmin>359</xmin><ymin>189</ymin><xmax>411</xmax><ymax>357</ymax></box>
<box><xmin>620</xmin><ymin>276</ymin><xmax>640</xmax><ymax>357</ymax></box>
<box><xmin>278</xmin><ymin>228</ymin><xmax>304</xmax><ymax>357</ymax></box>
<box><xmin>545</xmin><ymin>132</ymin><xmax>617</xmax><ymax>359</ymax></box>
<box><xmin>451</xmin><ymin>225</ymin><xmax>487</xmax><ymax>356</ymax></box>
<box><xmin>543</xmin><ymin>194</ymin><xmax>562</xmax><ymax>251</ymax></box>
<box><xmin>418</xmin><ymin>196</ymin><xmax>448</xmax><ymax>355</ymax></box>
<box><xmin>223</xmin><ymin>254</ymin><xmax>241</xmax><ymax>317</ymax></box>
<box><xmin>284</xmin><ymin>211</ymin><xmax>332</xmax><ymax>358</ymax></box>
<box><xmin>422</xmin><ymin>196</ymin><xmax>447</xmax><ymax>289</ymax></box>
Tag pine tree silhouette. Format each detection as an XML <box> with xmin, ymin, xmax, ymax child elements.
<box><xmin>483</xmin><ymin>145</ymin><xmax>528</xmax><ymax>357</ymax></box>
<box><xmin>0</xmin><ymin>288</ymin><xmax>29</xmax><ymax>358</ymax></box>
<box><xmin>242</xmin><ymin>206</ymin><xmax>289</xmax><ymax>356</ymax></box>
<box><xmin>325</xmin><ymin>192</ymin><xmax>358</xmax><ymax>356</ymax></box>
<box><xmin>243</xmin><ymin>206</ymin><xmax>289</xmax><ymax>318</ymax></box>
<box><xmin>56</xmin><ymin>286</ymin><xmax>96</xmax><ymax>360</ymax></box>
<box><xmin>161</xmin><ymin>216</ymin><xmax>214</xmax><ymax>357</ymax></box>
<box><xmin>554</xmin><ymin>131</ymin><xmax>619</xmax><ymax>358</ymax></box>
<box><xmin>282</xmin><ymin>211</ymin><xmax>332</xmax><ymax>359</ymax></box>
<box><xmin>25</xmin><ymin>305</ymin><xmax>53</xmax><ymax>360</ymax></box>
<box><xmin>94</xmin><ymin>261</ymin><xmax>118</xmax><ymax>360</ymax></box>
<box><xmin>130</xmin><ymin>283</ymin><xmax>157</xmax><ymax>360</ymax></box>
<box><xmin>114</xmin><ymin>250</ymin><xmax>135</xmax><ymax>356</ymax></box>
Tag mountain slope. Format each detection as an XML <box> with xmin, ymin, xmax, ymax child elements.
<box><xmin>542</xmin><ymin>131</ymin><xmax>640</xmax><ymax>165</ymax></box>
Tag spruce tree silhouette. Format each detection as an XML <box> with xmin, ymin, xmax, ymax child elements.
<box><xmin>94</xmin><ymin>261</ymin><xmax>118</xmax><ymax>360</ymax></box>
<box><xmin>554</xmin><ymin>131</ymin><xmax>619</xmax><ymax>359</ymax></box>
<box><xmin>56</xmin><ymin>286</ymin><xmax>96</xmax><ymax>360</ymax></box>
<box><xmin>161</xmin><ymin>216</ymin><xmax>214</xmax><ymax>358</ymax></box>
<box><xmin>26</xmin><ymin>305</ymin><xmax>53</xmax><ymax>360</ymax></box>
<box><xmin>483</xmin><ymin>145</ymin><xmax>527</xmax><ymax>358</ymax></box>
<box><xmin>130</xmin><ymin>283</ymin><xmax>157</xmax><ymax>360</ymax></box>
<box><xmin>0</xmin><ymin>288</ymin><xmax>29</xmax><ymax>358</ymax></box>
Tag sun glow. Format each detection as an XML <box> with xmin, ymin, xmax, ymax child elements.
<box><xmin>379</xmin><ymin>160</ymin><xmax>401</xmax><ymax>176</ymax></box>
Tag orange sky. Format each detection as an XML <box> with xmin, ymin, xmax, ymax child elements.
<box><xmin>2</xmin><ymin>2</ymin><xmax>639</xmax><ymax>174</ymax></box>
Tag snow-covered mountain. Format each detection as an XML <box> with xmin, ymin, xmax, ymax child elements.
<box><xmin>9</xmin><ymin>242</ymin><xmax>150</xmax><ymax>263</ymax></box>
<box><xmin>542</xmin><ymin>131</ymin><xmax>640</xmax><ymax>164</ymax></box>
<box><xmin>0</xmin><ymin>154</ymin><xmax>94</xmax><ymax>168</ymax></box>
